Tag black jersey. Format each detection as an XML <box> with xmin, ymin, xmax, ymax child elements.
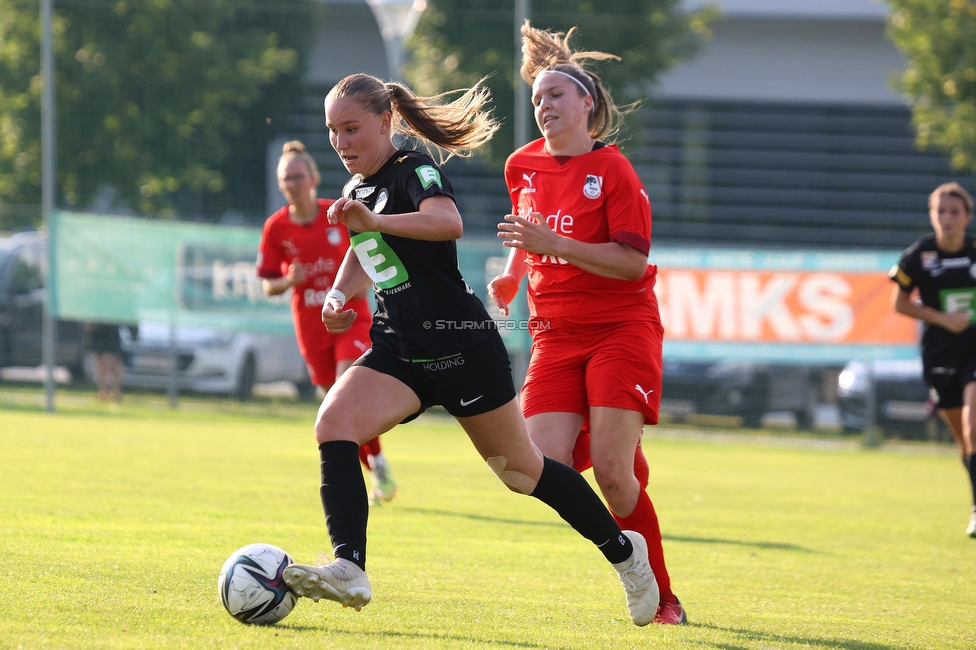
<box><xmin>343</xmin><ymin>150</ymin><xmax>494</xmax><ymax>360</ymax></box>
<box><xmin>890</xmin><ymin>233</ymin><xmax>976</xmax><ymax>363</ymax></box>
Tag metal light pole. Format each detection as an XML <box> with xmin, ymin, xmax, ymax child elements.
<box><xmin>366</xmin><ymin>0</ymin><xmax>427</xmax><ymax>80</ymax></box>
<box><xmin>40</xmin><ymin>0</ymin><xmax>56</xmax><ymax>413</ymax></box>
<box><xmin>514</xmin><ymin>0</ymin><xmax>531</xmax><ymax>149</ymax></box>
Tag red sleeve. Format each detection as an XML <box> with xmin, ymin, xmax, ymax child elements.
<box><xmin>605</xmin><ymin>156</ymin><xmax>651</xmax><ymax>256</ymax></box>
<box><xmin>611</xmin><ymin>231</ymin><xmax>650</xmax><ymax>256</ymax></box>
<box><xmin>256</xmin><ymin>215</ymin><xmax>285</xmax><ymax>279</ymax></box>
<box><xmin>503</xmin><ymin>158</ymin><xmax>519</xmax><ymax>214</ymax></box>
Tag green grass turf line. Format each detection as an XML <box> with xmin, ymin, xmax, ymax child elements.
<box><xmin>1</xmin><ymin>394</ymin><xmax>973</xmax><ymax>649</ymax></box>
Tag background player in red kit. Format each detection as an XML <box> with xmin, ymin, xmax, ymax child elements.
<box><xmin>488</xmin><ymin>21</ymin><xmax>684</xmax><ymax>624</ymax></box>
<box><xmin>258</xmin><ymin>140</ymin><xmax>396</xmax><ymax>505</ymax></box>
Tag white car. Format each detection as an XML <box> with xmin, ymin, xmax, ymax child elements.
<box><xmin>120</xmin><ymin>321</ymin><xmax>312</xmax><ymax>400</ymax></box>
<box><xmin>836</xmin><ymin>358</ymin><xmax>942</xmax><ymax>438</ymax></box>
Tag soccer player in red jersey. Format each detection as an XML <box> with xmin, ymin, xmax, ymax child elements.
<box><xmin>489</xmin><ymin>22</ymin><xmax>685</xmax><ymax>624</ymax></box>
<box><xmin>890</xmin><ymin>182</ymin><xmax>976</xmax><ymax>537</ymax></box>
<box><xmin>257</xmin><ymin>140</ymin><xmax>396</xmax><ymax>505</ymax></box>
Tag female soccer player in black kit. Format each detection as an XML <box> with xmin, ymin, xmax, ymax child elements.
<box><xmin>281</xmin><ymin>73</ymin><xmax>661</xmax><ymax>625</ymax></box>
<box><xmin>890</xmin><ymin>182</ymin><xmax>976</xmax><ymax>537</ymax></box>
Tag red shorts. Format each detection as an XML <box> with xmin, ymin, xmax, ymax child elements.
<box><xmin>521</xmin><ymin>317</ymin><xmax>663</xmax><ymax>424</ymax></box>
<box><xmin>304</xmin><ymin>302</ymin><xmax>372</xmax><ymax>388</ymax></box>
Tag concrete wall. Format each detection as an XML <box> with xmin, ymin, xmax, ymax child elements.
<box><xmin>658</xmin><ymin>0</ymin><xmax>904</xmax><ymax>104</ymax></box>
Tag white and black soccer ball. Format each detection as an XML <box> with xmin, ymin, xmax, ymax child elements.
<box><xmin>218</xmin><ymin>543</ymin><xmax>298</xmax><ymax>625</ymax></box>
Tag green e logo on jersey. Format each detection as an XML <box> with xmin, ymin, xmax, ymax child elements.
<box><xmin>941</xmin><ymin>287</ymin><xmax>976</xmax><ymax>322</ymax></box>
<box><xmin>416</xmin><ymin>166</ymin><xmax>442</xmax><ymax>189</ymax></box>
<box><xmin>350</xmin><ymin>232</ymin><xmax>409</xmax><ymax>289</ymax></box>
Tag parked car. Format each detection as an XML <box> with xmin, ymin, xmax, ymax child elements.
<box><xmin>836</xmin><ymin>358</ymin><xmax>943</xmax><ymax>439</ymax></box>
<box><xmin>0</xmin><ymin>232</ymin><xmax>86</xmax><ymax>379</ymax></box>
<box><xmin>661</xmin><ymin>360</ymin><xmax>818</xmax><ymax>429</ymax></box>
<box><xmin>120</xmin><ymin>321</ymin><xmax>313</xmax><ymax>400</ymax></box>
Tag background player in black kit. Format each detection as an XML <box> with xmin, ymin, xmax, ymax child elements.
<box><xmin>281</xmin><ymin>72</ymin><xmax>662</xmax><ymax>626</ymax></box>
<box><xmin>890</xmin><ymin>182</ymin><xmax>976</xmax><ymax>537</ymax></box>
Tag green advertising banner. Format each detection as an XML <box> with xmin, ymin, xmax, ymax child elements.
<box><xmin>47</xmin><ymin>211</ymin><xmax>530</xmax><ymax>348</ymax></box>
<box><xmin>50</xmin><ymin>211</ymin><xmax>294</xmax><ymax>332</ymax></box>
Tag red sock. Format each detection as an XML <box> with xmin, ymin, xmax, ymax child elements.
<box><xmin>613</xmin><ymin>490</ymin><xmax>672</xmax><ymax>598</ymax></box>
<box><xmin>573</xmin><ymin>428</ymin><xmax>649</xmax><ymax>493</ymax></box>
<box><xmin>358</xmin><ymin>437</ymin><xmax>383</xmax><ymax>469</ymax></box>
<box><xmin>358</xmin><ymin>445</ymin><xmax>372</xmax><ymax>469</ymax></box>
<box><xmin>571</xmin><ymin>429</ymin><xmax>592</xmax><ymax>473</ymax></box>
<box><xmin>363</xmin><ymin>436</ymin><xmax>382</xmax><ymax>457</ymax></box>
<box><xmin>634</xmin><ymin>443</ymin><xmax>649</xmax><ymax>491</ymax></box>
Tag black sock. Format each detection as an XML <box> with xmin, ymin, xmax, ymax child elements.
<box><xmin>530</xmin><ymin>457</ymin><xmax>633</xmax><ymax>564</ymax></box>
<box><xmin>318</xmin><ymin>440</ymin><xmax>369</xmax><ymax>570</ymax></box>
<box><xmin>967</xmin><ymin>453</ymin><xmax>976</xmax><ymax>508</ymax></box>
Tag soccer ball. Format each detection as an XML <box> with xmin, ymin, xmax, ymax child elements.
<box><xmin>218</xmin><ymin>543</ymin><xmax>299</xmax><ymax>625</ymax></box>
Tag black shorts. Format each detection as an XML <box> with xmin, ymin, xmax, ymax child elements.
<box><xmin>924</xmin><ymin>356</ymin><xmax>976</xmax><ymax>410</ymax></box>
<box><xmin>88</xmin><ymin>323</ymin><xmax>121</xmax><ymax>354</ymax></box>
<box><xmin>352</xmin><ymin>332</ymin><xmax>516</xmax><ymax>421</ymax></box>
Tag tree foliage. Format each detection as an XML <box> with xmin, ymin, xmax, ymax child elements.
<box><xmin>405</xmin><ymin>0</ymin><xmax>718</xmax><ymax>166</ymax></box>
<box><xmin>887</xmin><ymin>0</ymin><xmax>976</xmax><ymax>173</ymax></box>
<box><xmin>0</xmin><ymin>0</ymin><xmax>316</xmax><ymax>225</ymax></box>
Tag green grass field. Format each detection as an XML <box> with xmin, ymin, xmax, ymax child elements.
<box><xmin>1</xmin><ymin>387</ymin><xmax>973</xmax><ymax>649</ymax></box>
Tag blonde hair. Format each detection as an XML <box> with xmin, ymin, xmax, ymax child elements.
<box><xmin>325</xmin><ymin>73</ymin><xmax>499</xmax><ymax>162</ymax></box>
<box><xmin>519</xmin><ymin>20</ymin><xmax>626</xmax><ymax>141</ymax></box>
<box><xmin>929</xmin><ymin>182</ymin><xmax>973</xmax><ymax>214</ymax></box>
<box><xmin>277</xmin><ymin>140</ymin><xmax>320</xmax><ymax>184</ymax></box>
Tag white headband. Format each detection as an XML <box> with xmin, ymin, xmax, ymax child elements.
<box><xmin>533</xmin><ymin>69</ymin><xmax>592</xmax><ymax>98</ymax></box>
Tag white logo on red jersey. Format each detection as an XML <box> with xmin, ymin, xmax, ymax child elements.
<box><xmin>326</xmin><ymin>227</ymin><xmax>343</xmax><ymax>247</ymax></box>
<box><xmin>522</xmin><ymin>172</ymin><xmax>537</xmax><ymax>188</ymax></box>
<box><xmin>303</xmin><ymin>288</ymin><xmax>328</xmax><ymax>307</ymax></box>
<box><xmin>282</xmin><ymin>240</ymin><xmax>298</xmax><ymax>256</ymax></box>
<box><xmin>583</xmin><ymin>175</ymin><xmax>602</xmax><ymax>199</ymax></box>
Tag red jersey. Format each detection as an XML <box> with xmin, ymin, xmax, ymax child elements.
<box><xmin>256</xmin><ymin>199</ymin><xmax>369</xmax><ymax>362</ymax></box>
<box><xmin>504</xmin><ymin>139</ymin><xmax>660</xmax><ymax>322</ymax></box>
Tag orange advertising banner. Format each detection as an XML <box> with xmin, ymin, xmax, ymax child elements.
<box><xmin>656</xmin><ymin>268</ymin><xmax>917</xmax><ymax>344</ymax></box>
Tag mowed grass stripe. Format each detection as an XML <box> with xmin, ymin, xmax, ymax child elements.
<box><xmin>1</xmin><ymin>404</ymin><xmax>973</xmax><ymax>649</ymax></box>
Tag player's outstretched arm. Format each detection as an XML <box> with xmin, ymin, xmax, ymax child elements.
<box><xmin>322</xmin><ymin>249</ymin><xmax>372</xmax><ymax>334</ymax></box>
<box><xmin>892</xmin><ymin>286</ymin><xmax>970</xmax><ymax>334</ymax></box>
<box><xmin>488</xmin><ymin>247</ymin><xmax>527</xmax><ymax>317</ymax></box>
<box><xmin>331</xmin><ymin>195</ymin><xmax>463</xmax><ymax>242</ymax></box>
<box><xmin>499</xmin><ymin>210</ymin><xmax>647</xmax><ymax>281</ymax></box>
<box><xmin>263</xmin><ymin>258</ymin><xmax>306</xmax><ymax>297</ymax></box>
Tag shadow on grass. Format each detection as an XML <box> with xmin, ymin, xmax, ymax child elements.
<box><xmin>278</xmin><ymin>623</ymin><xmax>572</xmax><ymax>649</ymax></box>
<box><xmin>687</xmin><ymin>622</ymin><xmax>910</xmax><ymax>650</ymax></box>
<box><xmin>400</xmin><ymin>507</ymin><xmax>813</xmax><ymax>552</ymax></box>
<box><xmin>398</xmin><ymin>506</ymin><xmax>565</xmax><ymax>529</ymax></box>
<box><xmin>664</xmin><ymin>534</ymin><xmax>814</xmax><ymax>552</ymax></box>
<box><xmin>278</xmin><ymin>621</ymin><xmax>906</xmax><ymax>650</ymax></box>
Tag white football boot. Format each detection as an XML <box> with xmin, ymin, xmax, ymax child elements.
<box><xmin>612</xmin><ymin>530</ymin><xmax>660</xmax><ymax>626</ymax></box>
<box><xmin>967</xmin><ymin>507</ymin><xmax>976</xmax><ymax>539</ymax></box>
<box><xmin>368</xmin><ymin>453</ymin><xmax>398</xmax><ymax>505</ymax></box>
<box><xmin>284</xmin><ymin>558</ymin><xmax>372</xmax><ymax>611</ymax></box>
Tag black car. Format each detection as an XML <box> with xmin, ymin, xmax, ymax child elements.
<box><xmin>661</xmin><ymin>360</ymin><xmax>818</xmax><ymax>429</ymax></box>
<box><xmin>0</xmin><ymin>232</ymin><xmax>86</xmax><ymax>378</ymax></box>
